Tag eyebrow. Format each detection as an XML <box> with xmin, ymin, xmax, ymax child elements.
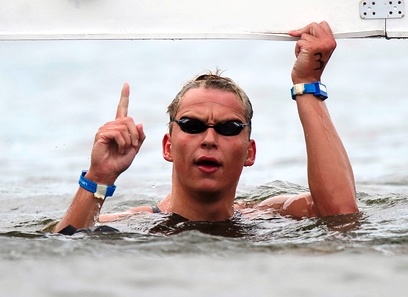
<box><xmin>175</xmin><ymin>114</ymin><xmax>246</xmax><ymax>123</ymax></box>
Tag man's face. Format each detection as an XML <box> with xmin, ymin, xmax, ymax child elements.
<box><xmin>162</xmin><ymin>87</ymin><xmax>256</xmax><ymax>195</ymax></box>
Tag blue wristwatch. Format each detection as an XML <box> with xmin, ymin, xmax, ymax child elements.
<box><xmin>79</xmin><ymin>170</ymin><xmax>116</xmax><ymax>199</ymax></box>
<box><xmin>291</xmin><ymin>82</ymin><xmax>328</xmax><ymax>100</ymax></box>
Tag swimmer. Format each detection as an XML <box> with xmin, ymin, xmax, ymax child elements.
<box><xmin>53</xmin><ymin>22</ymin><xmax>358</xmax><ymax>233</ymax></box>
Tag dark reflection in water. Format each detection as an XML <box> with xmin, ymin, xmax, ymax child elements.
<box><xmin>148</xmin><ymin>213</ymin><xmax>254</xmax><ymax>238</ymax></box>
<box><xmin>0</xmin><ymin>210</ymin><xmax>364</xmax><ymax>243</ymax></box>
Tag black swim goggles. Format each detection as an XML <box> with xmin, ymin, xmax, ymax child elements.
<box><xmin>172</xmin><ymin>117</ymin><xmax>251</xmax><ymax>136</ymax></box>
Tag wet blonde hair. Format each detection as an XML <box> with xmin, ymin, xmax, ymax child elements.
<box><xmin>167</xmin><ymin>71</ymin><xmax>253</xmax><ymax>135</ymax></box>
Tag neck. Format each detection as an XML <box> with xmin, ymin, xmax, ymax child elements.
<box><xmin>158</xmin><ymin>189</ymin><xmax>235</xmax><ymax>221</ymax></box>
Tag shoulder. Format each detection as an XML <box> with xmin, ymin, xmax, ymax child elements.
<box><xmin>98</xmin><ymin>205</ymin><xmax>154</xmax><ymax>223</ymax></box>
<box><xmin>252</xmin><ymin>193</ymin><xmax>318</xmax><ymax>218</ymax></box>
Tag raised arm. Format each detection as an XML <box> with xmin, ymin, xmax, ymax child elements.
<box><xmin>288</xmin><ymin>22</ymin><xmax>358</xmax><ymax>216</ymax></box>
<box><xmin>53</xmin><ymin>83</ymin><xmax>146</xmax><ymax>233</ymax></box>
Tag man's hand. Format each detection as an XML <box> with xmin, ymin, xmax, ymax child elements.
<box><xmin>86</xmin><ymin>83</ymin><xmax>146</xmax><ymax>184</ymax></box>
<box><xmin>288</xmin><ymin>21</ymin><xmax>336</xmax><ymax>84</ymax></box>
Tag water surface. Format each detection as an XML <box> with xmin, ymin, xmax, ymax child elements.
<box><xmin>1</xmin><ymin>38</ymin><xmax>408</xmax><ymax>296</ymax></box>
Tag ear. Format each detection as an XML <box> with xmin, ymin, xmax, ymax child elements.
<box><xmin>244</xmin><ymin>139</ymin><xmax>256</xmax><ymax>167</ymax></box>
<box><xmin>162</xmin><ymin>133</ymin><xmax>173</xmax><ymax>162</ymax></box>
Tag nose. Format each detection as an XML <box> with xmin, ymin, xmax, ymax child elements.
<box><xmin>200</xmin><ymin>127</ymin><xmax>218</xmax><ymax>149</ymax></box>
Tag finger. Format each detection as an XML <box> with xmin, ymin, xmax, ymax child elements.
<box><xmin>293</xmin><ymin>38</ymin><xmax>315</xmax><ymax>57</ymax></box>
<box><xmin>103</xmin><ymin>118</ymin><xmax>141</xmax><ymax>148</ymax></box>
<box><xmin>126</xmin><ymin>123</ymin><xmax>146</xmax><ymax>155</ymax></box>
<box><xmin>126</xmin><ymin>120</ymin><xmax>141</xmax><ymax>147</ymax></box>
<box><xmin>319</xmin><ymin>21</ymin><xmax>334</xmax><ymax>36</ymax></box>
<box><xmin>112</xmin><ymin>124</ymin><xmax>145</xmax><ymax>154</ymax></box>
<box><xmin>288</xmin><ymin>29</ymin><xmax>301</xmax><ymax>38</ymax></box>
<box><xmin>288</xmin><ymin>23</ymin><xmax>313</xmax><ymax>37</ymax></box>
<box><xmin>135</xmin><ymin>123</ymin><xmax>146</xmax><ymax>147</ymax></box>
<box><xmin>98</xmin><ymin>121</ymin><xmax>131</xmax><ymax>152</ymax></box>
<box><xmin>115</xmin><ymin>83</ymin><xmax>130</xmax><ymax>119</ymax></box>
<box><xmin>288</xmin><ymin>22</ymin><xmax>322</xmax><ymax>38</ymax></box>
<box><xmin>118</xmin><ymin>118</ymin><xmax>143</xmax><ymax>148</ymax></box>
<box><xmin>96</xmin><ymin>130</ymin><xmax>127</xmax><ymax>154</ymax></box>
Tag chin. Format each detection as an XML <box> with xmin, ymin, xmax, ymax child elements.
<box><xmin>195</xmin><ymin>183</ymin><xmax>234</xmax><ymax>199</ymax></box>
<box><xmin>194</xmin><ymin>182</ymin><xmax>222</xmax><ymax>194</ymax></box>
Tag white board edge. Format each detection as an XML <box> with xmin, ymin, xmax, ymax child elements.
<box><xmin>0</xmin><ymin>30</ymin><xmax>393</xmax><ymax>41</ymax></box>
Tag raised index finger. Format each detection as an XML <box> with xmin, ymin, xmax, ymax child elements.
<box><xmin>115</xmin><ymin>83</ymin><xmax>130</xmax><ymax>119</ymax></box>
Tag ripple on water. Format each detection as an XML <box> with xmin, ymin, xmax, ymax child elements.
<box><xmin>1</xmin><ymin>180</ymin><xmax>408</xmax><ymax>259</ymax></box>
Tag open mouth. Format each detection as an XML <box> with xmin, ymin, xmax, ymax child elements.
<box><xmin>196</xmin><ymin>160</ymin><xmax>221</xmax><ymax>167</ymax></box>
<box><xmin>195</xmin><ymin>157</ymin><xmax>221</xmax><ymax>168</ymax></box>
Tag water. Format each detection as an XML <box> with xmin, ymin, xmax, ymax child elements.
<box><xmin>1</xmin><ymin>38</ymin><xmax>408</xmax><ymax>296</ymax></box>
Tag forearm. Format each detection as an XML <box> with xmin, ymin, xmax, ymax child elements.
<box><xmin>53</xmin><ymin>187</ymin><xmax>104</xmax><ymax>233</ymax></box>
<box><xmin>297</xmin><ymin>95</ymin><xmax>357</xmax><ymax>216</ymax></box>
<box><xmin>53</xmin><ymin>84</ymin><xmax>145</xmax><ymax>233</ymax></box>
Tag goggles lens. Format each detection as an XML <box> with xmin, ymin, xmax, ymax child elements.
<box><xmin>173</xmin><ymin>117</ymin><xmax>250</xmax><ymax>136</ymax></box>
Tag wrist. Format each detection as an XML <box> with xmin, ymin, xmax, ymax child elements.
<box><xmin>291</xmin><ymin>74</ymin><xmax>321</xmax><ymax>85</ymax></box>
<box><xmin>85</xmin><ymin>169</ymin><xmax>118</xmax><ymax>185</ymax></box>
<box><xmin>291</xmin><ymin>82</ymin><xmax>328</xmax><ymax>101</ymax></box>
<box><xmin>79</xmin><ymin>170</ymin><xmax>116</xmax><ymax>199</ymax></box>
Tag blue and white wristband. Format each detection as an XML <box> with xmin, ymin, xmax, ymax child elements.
<box><xmin>291</xmin><ymin>82</ymin><xmax>328</xmax><ymax>100</ymax></box>
<box><xmin>78</xmin><ymin>170</ymin><xmax>116</xmax><ymax>200</ymax></box>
